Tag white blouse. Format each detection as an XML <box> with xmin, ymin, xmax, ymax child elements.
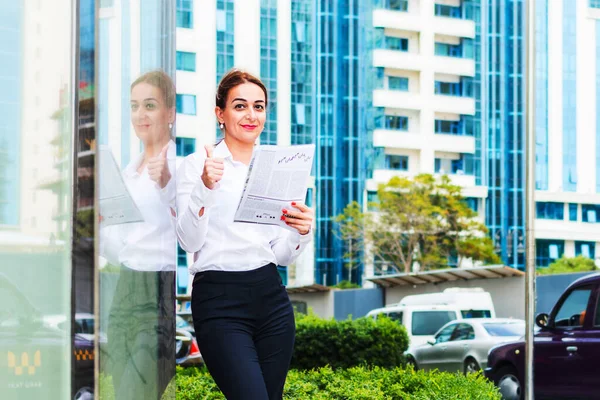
<box><xmin>176</xmin><ymin>140</ymin><xmax>311</xmax><ymax>274</ymax></box>
<box><xmin>99</xmin><ymin>140</ymin><xmax>177</xmax><ymax>272</ymax></box>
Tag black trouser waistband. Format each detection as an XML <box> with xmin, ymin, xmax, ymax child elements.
<box><xmin>193</xmin><ymin>263</ymin><xmax>278</xmax><ymax>286</ymax></box>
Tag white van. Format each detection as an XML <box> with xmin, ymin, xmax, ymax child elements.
<box><xmin>366</xmin><ymin>288</ymin><xmax>496</xmax><ymax>348</ymax></box>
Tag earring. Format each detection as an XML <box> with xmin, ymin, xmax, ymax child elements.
<box><xmin>219</xmin><ymin>122</ymin><xmax>224</xmax><ymax>129</ymax></box>
<box><xmin>168</xmin><ymin>123</ymin><xmax>173</xmax><ymax>130</ymax></box>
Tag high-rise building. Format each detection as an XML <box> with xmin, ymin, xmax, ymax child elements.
<box><xmin>532</xmin><ymin>0</ymin><xmax>600</xmax><ymax>268</ymax></box>
<box><xmin>365</xmin><ymin>0</ymin><xmax>488</xmax><ymax>276</ymax></box>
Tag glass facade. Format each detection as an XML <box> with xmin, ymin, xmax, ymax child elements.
<box><xmin>563</xmin><ymin>1</ymin><xmax>577</xmax><ymax>192</ymax></box>
<box><xmin>291</xmin><ymin>0</ymin><xmax>313</xmax><ymax>145</ymax></box>
<box><xmin>535</xmin><ymin>0</ymin><xmax>549</xmax><ymax>190</ymax></box>
<box><xmin>314</xmin><ymin>0</ymin><xmax>366</xmax><ymax>285</ymax></box>
<box><xmin>98</xmin><ymin>1</ymin><xmax>177</xmax><ymax>398</ymax></box>
<box><xmin>260</xmin><ymin>0</ymin><xmax>278</xmax><ymax>145</ymax></box>
<box><xmin>485</xmin><ymin>0</ymin><xmax>526</xmax><ymax>270</ymax></box>
<box><xmin>0</xmin><ymin>1</ymin><xmax>76</xmax><ymax>398</ymax></box>
<box><xmin>216</xmin><ymin>0</ymin><xmax>234</xmax><ymax>83</ymax></box>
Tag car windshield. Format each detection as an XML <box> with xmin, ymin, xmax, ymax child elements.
<box><xmin>412</xmin><ymin>311</ymin><xmax>457</xmax><ymax>335</ymax></box>
<box><xmin>483</xmin><ymin>323</ymin><xmax>525</xmax><ymax>337</ymax></box>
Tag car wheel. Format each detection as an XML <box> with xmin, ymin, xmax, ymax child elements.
<box><xmin>405</xmin><ymin>356</ymin><xmax>418</xmax><ymax>371</ymax></box>
<box><xmin>463</xmin><ymin>358</ymin><xmax>480</xmax><ymax>374</ymax></box>
<box><xmin>494</xmin><ymin>365</ymin><xmax>522</xmax><ymax>400</ymax></box>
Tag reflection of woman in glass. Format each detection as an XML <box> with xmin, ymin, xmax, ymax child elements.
<box><xmin>99</xmin><ymin>70</ymin><xmax>176</xmax><ymax>400</ymax></box>
<box><xmin>176</xmin><ymin>69</ymin><xmax>314</xmax><ymax>400</ymax></box>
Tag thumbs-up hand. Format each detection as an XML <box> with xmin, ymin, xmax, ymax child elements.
<box><xmin>201</xmin><ymin>144</ymin><xmax>224</xmax><ymax>190</ymax></box>
<box><xmin>148</xmin><ymin>143</ymin><xmax>171</xmax><ymax>189</ymax></box>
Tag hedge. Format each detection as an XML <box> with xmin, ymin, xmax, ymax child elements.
<box><xmin>291</xmin><ymin>313</ymin><xmax>410</xmax><ymax>370</ymax></box>
<box><xmin>176</xmin><ymin>365</ymin><xmax>502</xmax><ymax>400</ymax></box>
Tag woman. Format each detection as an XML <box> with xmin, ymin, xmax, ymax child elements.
<box><xmin>99</xmin><ymin>70</ymin><xmax>176</xmax><ymax>400</ymax></box>
<box><xmin>176</xmin><ymin>69</ymin><xmax>313</xmax><ymax>400</ymax></box>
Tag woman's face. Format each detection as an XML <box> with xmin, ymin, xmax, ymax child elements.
<box><xmin>216</xmin><ymin>82</ymin><xmax>266</xmax><ymax>146</ymax></box>
<box><xmin>130</xmin><ymin>82</ymin><xmax>175</xmax><ymax>144</ymax></box>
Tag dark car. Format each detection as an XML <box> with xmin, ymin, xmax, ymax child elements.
<box><xmin>485</xmin><ymin>272</ymin><xmax>600</xmax><ymax>400</ymax></box>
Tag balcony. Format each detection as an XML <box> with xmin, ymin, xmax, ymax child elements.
<box><xmin>373</xmin><ymin>8</ymin><xmax>420</xmax><ymax>32</ymax></box>
<box><xmin>373</xmin><ymin>130</ymin><xmax>423</xmax><ymax>150</ymax></box>
<box><xmin>432</xmin><ymin>5</ymin><xmax>475</xmax><ymax>38</ymax></box>
<box><xmin>374</xmin><ymin>89</ymin><xmax>422</xmax><ymax>110</ymax></box>
<box><xmin>432</xmin><ymin>94</ymin><xmax>475</xmax><ymax>115</ymax></box>
<box><xmin>373</xmin><ymin>130</ymin><xmax>474</xmax><ymax>154</ymax></box>
<box><xmin>373</xmin><ymin>49</ymin><xmax>422</xmax><ymax>71</ymax></box>
<box><xmin>535</xmin><ymin>219</ymin><xmax>600</xmax><ymax>242</ymax></box>
<box><xmin>432</xmin><ymin>133</ymin><xmax>475</xmax><ymax>154</ymax></box>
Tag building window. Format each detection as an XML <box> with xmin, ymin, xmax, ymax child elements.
<box><xmin>582</xmin><ymin>204</ymin><xmax>600</xmax><ymax>223</ymax></box>
<box><xmin>367</xmin><ymin>191</ymin><xmax>379</xmax><ymax>211</ymax></box>
<box><xmin>536</xmin><ymin>202</ymin><xmax>565</xmax><ymax>220</ymax></box>
<box><xmin>569</xmin><ymin>203</ymin><xmax>578</xmax><ymax>221</ymax></box>
<box><xmin>388</xmin><ymin>76</ymin><xmax>409</xmax><ymax>91</ymax></box>
<box><xmin>385</xmin><ymin>155</ymin><xmax>409</xmax><ymax>171</ymax></box>
<box><xmin>575</xmin><ymin>241</ymin><xmax>596</xmax><ymax>259</ymax></box>
<box><xmin>176</xmin><ymin>94</ymin><xmax>196</xmax><ymax>115</ymax></box>
<box><xmin>176</xmin><ymin>137</ymin><xmax>196</xmax><ymax>157</ymax></box>
<box><xmin>385</xmin><ymin>36</ymin><xmax>409</xmax><ymax>51</ymax></box>
<box><xmin>176</xmin><ymin>0</ymin><xmax>193</xmax><ymax>28</ymax></box>
<box><xmin>434</xmin><ymin>3</ymin><xmax>462</xmax><ymax>18</ymax></box>
<box><xmin>434</xmin><ymin>42</ymin><xmax>463</xmax><ymax>58</ymax></box>
<box><xmin>464</xmin><ymin>197</ymin><xmax>479</xmax><ymax>212</ymax></box>
<box><xmin>385</xmin><ymin>115</ymin><xmax>408</xmax><ymax>131</ymax></box>
<box><xmin>384</xmin><ymin>0</ymin><xmax>408</xmax><ymax>11</ymax></box>
<box><xmin>536</xmin><ymin>239</ymin><xmax>565</xmax><ymax>267</ymax></box>
<box><xmin>435</xmin><ymin>81</ymin><xmax>462</xmax><ymax>96</ymax></box>
<box><xmin>176</xmin><ymin>51</ymin><xmax>196</xmax><ymax>72</ymax></box>
<box><xmin>435</xmin><ymin>119</ymin><xmax>463</xmax><ymax>135</ymax></box>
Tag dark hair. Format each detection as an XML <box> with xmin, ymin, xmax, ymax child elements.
<box><xmin>215</xmin><ymin>68</ymin><xmax>268</xmax><ymax>110</ymax></box>
<box><xmin>131</xmin><ymin>70</ymin><xmax>176</xmax><ymax>109</ymax></box>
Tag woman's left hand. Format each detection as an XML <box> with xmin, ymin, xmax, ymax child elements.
<box><xmin>281</xmin><ymin>202</ymin><xmax>313</xmax><ymax>235</ymax></box>
<box><xmin>148</xmin><ymin>143</ymin><xmax>171</xmax><ymax>189</ymax></box>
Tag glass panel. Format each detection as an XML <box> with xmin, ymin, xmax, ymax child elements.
<box><xmin>483</xmin><ymin>323</ymin><xmax>525</xmax><ymax>337</ymax></box>
<box><xmin>412</xmin><ymin>311</ymin><xmax>457</xmax><ymax>335</ymax></box>
<box><xmin>98</xmin><ymin>1</ymin><xmax>177</xmax><ymax>398</ymax></box>
<box><xmin>451</xmin><ymin>324</ymin><xmax>475</xmax><ymax>341</ymax></box>
<box><xmin>0</xmin><ymin>1</ymin><xmax>75</xmax><ymax>399</ymax></box>
<box><xmin>434</xmin><ymin>324</ymin><xmax>457</xmax><ymax>343</ymax></box>
<box><xmin>554</xmin><ymin>288</ymin><xmax>592</xmax><ymax>328</ymax></box>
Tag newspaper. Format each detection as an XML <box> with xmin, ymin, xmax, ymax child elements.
<box><xmin>234</xmin><ymin>144</ymin><xmax>315</xmax><ymax>230</ymax></box>
<box><xmin>98</xmin><ymin>145</ymin><xmax>144</xmax><ymax>226</ymax></box>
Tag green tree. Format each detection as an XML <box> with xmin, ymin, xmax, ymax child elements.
<box><xmin>537</xmin><ymin>255</ymin><xmax>597</xmax><ymax>275</ymax></box>
<box><xmin>333</xmin><ymin>174</ymin><xmax>500</xmax><ymax>274</ymax></box>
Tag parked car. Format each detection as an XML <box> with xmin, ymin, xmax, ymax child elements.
<box><xmin>367</xmin><ymin>288</ymin><xmax>496</xmax><ymax>348</ymax></box>
<box><xmin>406</xmin><ymin>318</ymin><xmax>524</xmax><ymax>374</ymax></box>
<box><xmin>176</xmin><ymin>328</ymin><xmax>203</xmax><ymax>367</ymax></box>
<box><xmin>176</xmin><ymin>314</ymin><xmax>195</xmax><ymax>338</ymax></box>
<box><xmin>485</xmin><ymin>272</ymin><xmax>600</xmax><ymax>400</ymax></box>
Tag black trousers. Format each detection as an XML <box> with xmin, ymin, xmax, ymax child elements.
<box><xmin>191</xmin><ymin>263</ymin><xmax>295</xmax><ymax>400</ymax></box>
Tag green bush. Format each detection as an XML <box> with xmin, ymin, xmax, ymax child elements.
<box><xmin>291</xmin><ymin>313</ymin><xmax>409</xmax><ymax>370</ymax></box>
<box><xmin>176</xmin><ymin>366</ymin><xmax>501</xmax><ymax>400</ymax></box>
<box><xmin>537</xmin><ymin>255</ymin><xmax>597</xmax><ymax>275</ymax></box>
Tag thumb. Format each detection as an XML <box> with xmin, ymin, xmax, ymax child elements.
<box><xmin>160</xmin><ymin>143</ymin><xmax>169</xmax><ymax>159</ymax></box>
<box><xmin>204</xmin><ymin>144</ymin><xmax>214</xmax><ymax>159</ymax></box>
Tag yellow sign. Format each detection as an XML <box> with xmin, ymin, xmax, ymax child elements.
<box><xmin>74</xmin><ymin>349</ymin><xmax>94</xmax><ymax>361</ymax></box>
<box><xmin>7</xmin><ymin>351</ymin><xmax>41</xmax><ymax>376</ymax></box>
